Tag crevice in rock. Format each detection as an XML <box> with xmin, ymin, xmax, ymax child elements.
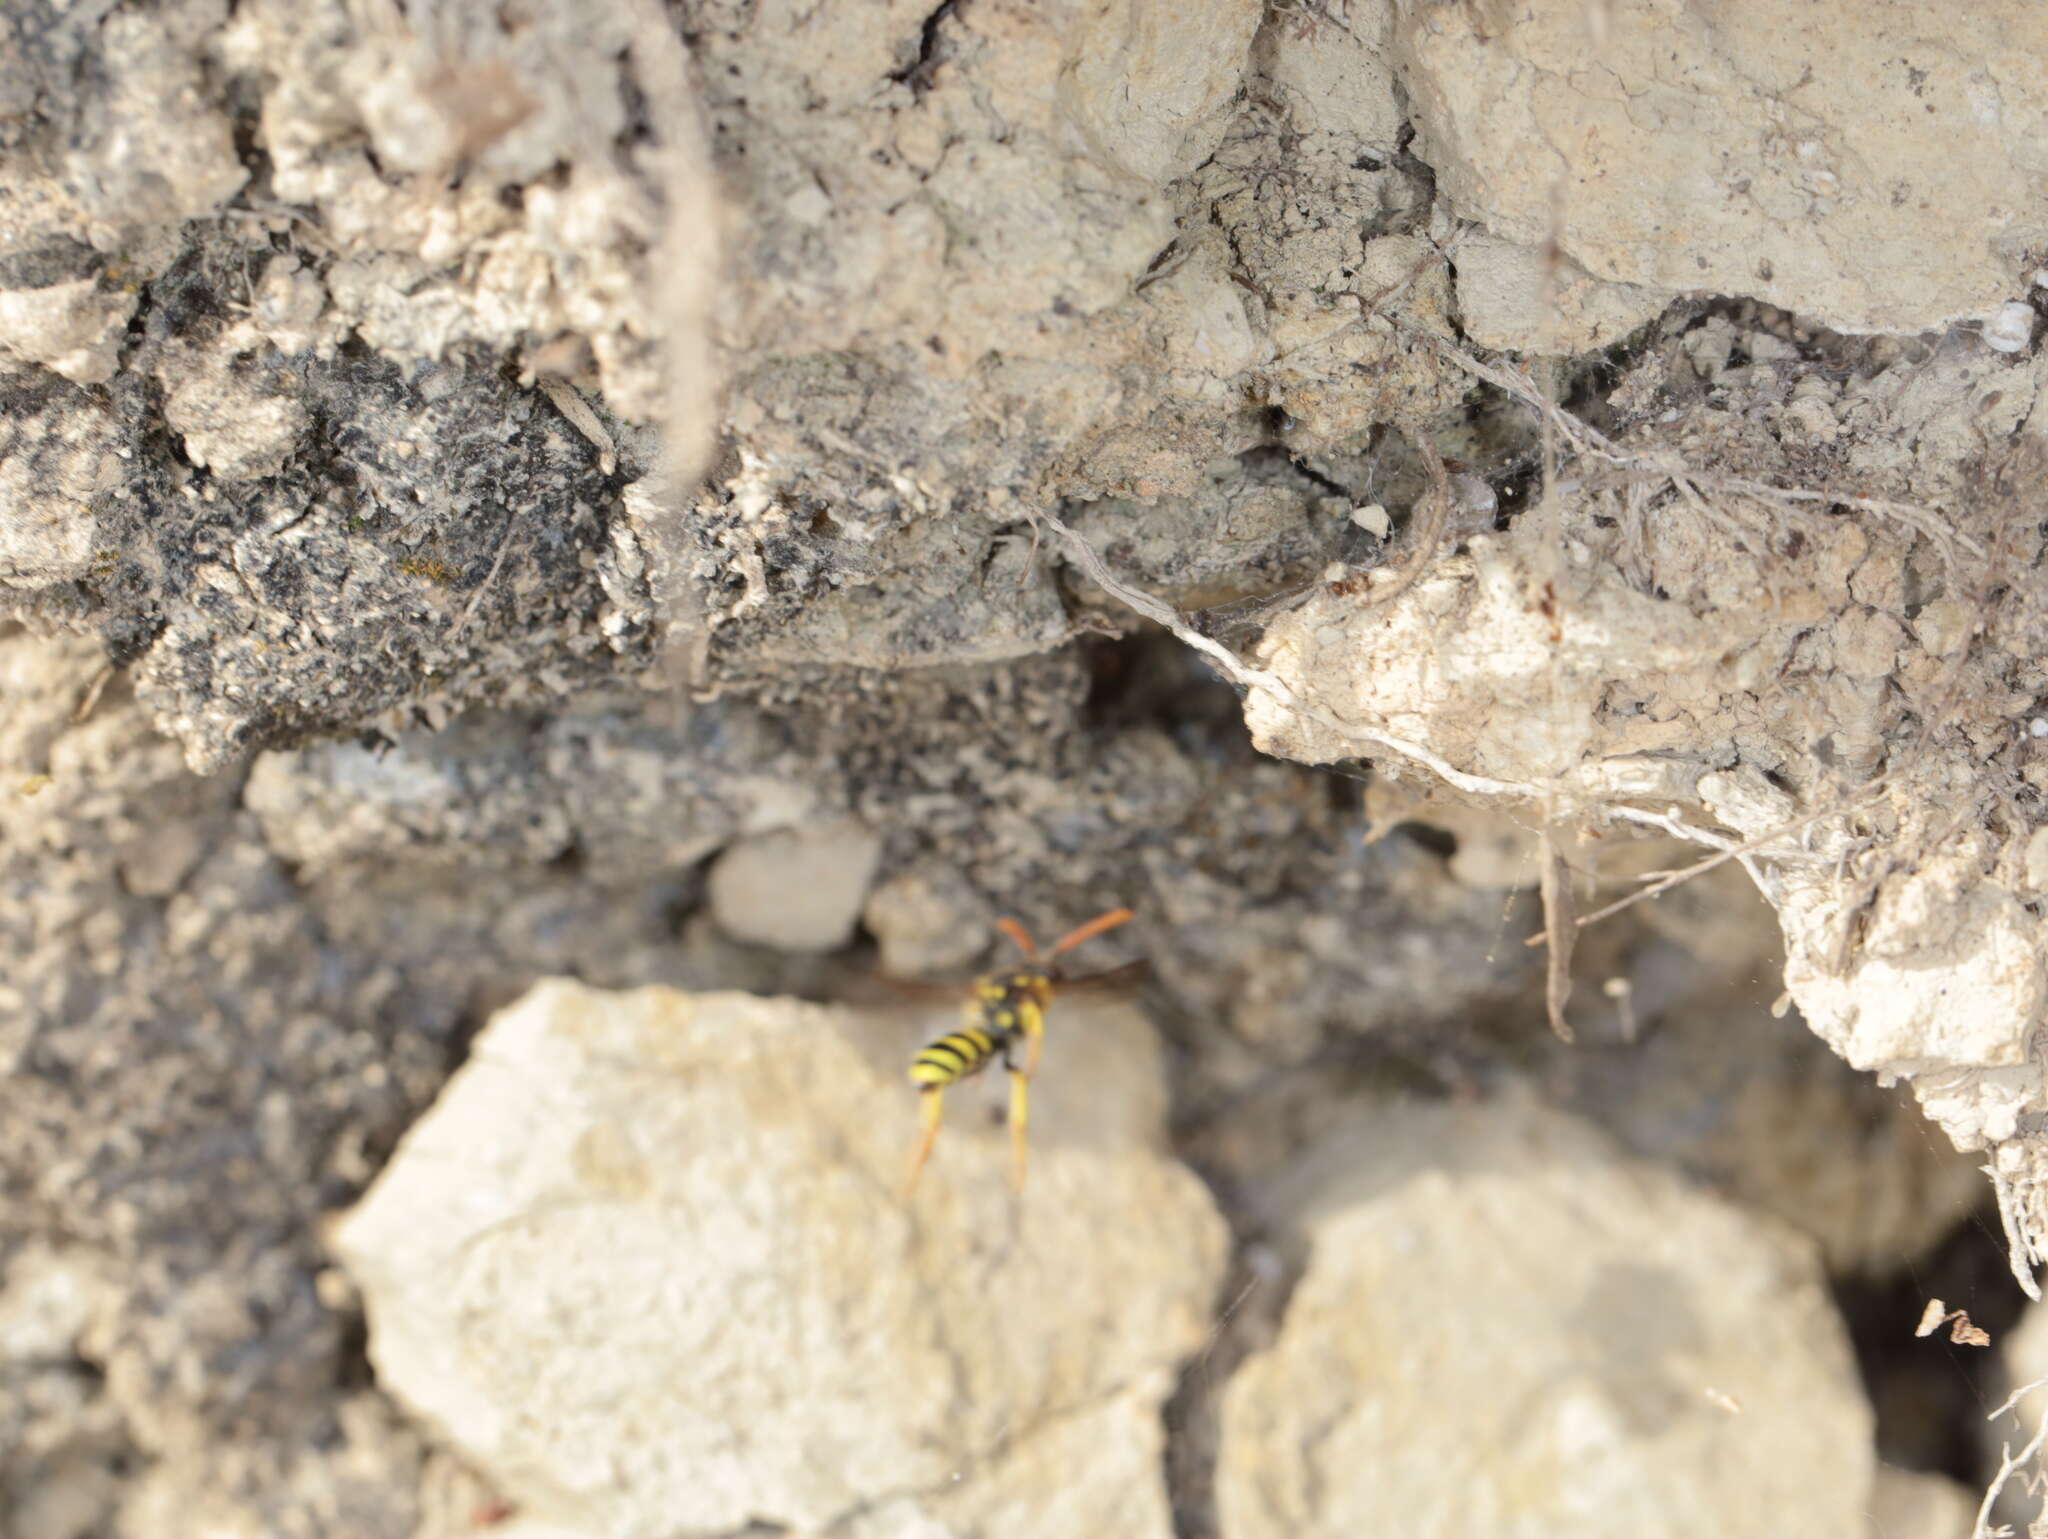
<box><xmin>1834</xmin><ymin>1197</ymin><xmax>2027</xmax><ymax>1485</ymax></box>
<box><xmin>1160</xmin><ymin>1225</ymin><xmax>1303</xmax><ymax>1539</ymax></box>
<box><xmin>888</xmin><ymin>0</ymin><xmax>964</xmax><ymax>95</ymax></box>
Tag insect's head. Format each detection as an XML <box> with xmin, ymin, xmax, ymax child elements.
<box><xmin>1009</xmin><ymin>969</ymin><xmax>1055</xmax><ymax>1007</ymax></box>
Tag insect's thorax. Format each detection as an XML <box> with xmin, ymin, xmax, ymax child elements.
<box><xmin>964</xmin><ymin>969</ymin><xmax>1052</xmax><ymax>1041</ymax></box>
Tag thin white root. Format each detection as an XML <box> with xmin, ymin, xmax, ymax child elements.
<box><xmin>1033</xmin><ymin>507</ymin><xmax>1543</xmax><ymax>801</ymax></box>
<box><xmin>1606</xmin><ymin>804</ymin><xmax>1740</xmax><ymax>852</ymax></box>
<box><xmin>1405</xmin><ymin>324</ymin><xmax>1983</xmax><ymax>568</ymax></box>
<box><xmin>1974</xmin><ymin>1375</ymin><xmax>2048</xmax><ymax>1539</ymax></box>
<box><xmin>1993</xmin><ymin>1160</ymin><xmax>2047</xmax><ymax>1303</ymax></box>
<box><xmin>1532</xmin><ymin>786</ymin><xmax>1891</xmax><ymax>946</ymax></box>
<box><xmin>1038</xmin><ymin>506</ymin><xmax>1878</xmax><ymax>909</ymax></box>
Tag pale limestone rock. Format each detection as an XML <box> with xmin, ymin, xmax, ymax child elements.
<box><xmin>1242</xmin><ymin>464</ymin><xmax>2045</xmax><ymax>1159</ymax></box>
<box><xmin>1832</xmin><ymin>607</ymin><xmax>1910</xmax><ymax>680</ymax></box>
<box><xmin>0</xmin><ymin>1247</ymin><xmax>116</xmax><ymax>1366</ymax></box>
<box><xmin>1984</xmin><ymin>301</ymin><xmax>2036</xmax><ymax>354</ymax></box>
<box><xmin>1219</xmin><ymin>1098</ymin><xmax>1874</xmax><ymax>1539</ymax></box>
<box><xmin>217</xmin><ymin>0</ymin><xmax>714</xmax><ymax>432</ymax></box>
<box><xmin>0</xmin><ymin>280</ymin><xmax>136</xmax><ymax>385</ymax></box>
<box><xmin>710</xmin><ymin>0</ymin><xmax>1257</xmax><ymax>368</ymax></box>
<box><xmin>331</xmin><ymin>981</ymin><xmax>1227</xmax><ymax>1539</ymax></box>
<box><xmin>1910</xmin><ymin>595</ymin><xmax>1978</xmax><ymax>658</ymax></box>
<box><xmin>63</xmin><ymin>7</ymin><xmax>247</xmax><ymax>234</ymax></box>
<box><xmin>1867</xmin><ymin>1468</ymin><xmax>1978</xmax><ymax>1539</ymax></box>
<box><xmin>246</xmin><ymin>256</ymin><xmax>334</xmax><ymax>358</ymax></box>
<box><xmin>1263</xmin><ymin>3</ymin><xmax>1404</xmax><ymax>152</ymax></box>
<box><xmin>1453</xmin><ymin>234</ymin><xmax>1671</xmax><ymax>352</ymax></box>
<box><xmin>709</xmin><ymin>819</ymin><xmax>886</xmax><ymax>952</ymax></box>
<box><xmin>1247</xmin><ymin>533</ymin><xmax>1741</xmax><ymax>789</ymax></box>
<box><xmin>1143</xmin><ymin>239</ymin><xmax>1267</xmax><ymax>397</ymax></box>
<box><xmin>0</xmin><ymin>394</ymin><xmax>125</xmax><ymax>591</ymax></box>
<box><xmin>1779</xmin><ymin>863</ymin><xmax>2047</xmax><ymax>1144</ymax></box>
<box><xmin>2026</xmin><ymin>826</ymin><xmax>2048</xmax><ymax>892</ymax></box>
<box><xmin>814</xmin><ymin>1393</ymin><xmax>1187</xmax><ymax>1539</ymax></box>
<box><xmin>861</xmin><ymin>861</ymin><xmax>991</xmax><ymax>977</ymax></box>
<box><xmin>162</xmin><ymin>369</ymin><xmax>311</xmax><ymax>483</ymax></box>
<box><xmin>1395</xmin><ymin>0</ymin><xmax>2048</xmax><ymax>334</ymax></box>
<box><xmin>1059</xmin><ymin>0</ymin><xmax>1264</xmax><ymax>185</ymax></box>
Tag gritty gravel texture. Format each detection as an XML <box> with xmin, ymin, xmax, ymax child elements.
<box><xmin>3</xmin><ymin>1</ymin><xmax>2044</xmax><ymax>1534</ymax></box>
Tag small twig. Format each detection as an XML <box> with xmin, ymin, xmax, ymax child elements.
<box><xmin>449</xmin><ymin>519</ymin><xmax>519</xmax><ymax>640</ymax></box>
<box><xmin>1714</xmin><ymin>476</ymin><xmax>1982</xmax><ymax>560</ymax></box>
<box><xmin>1988</xmin><ymin>1374</ymin><xmax>2048</xmax><ymax>1425</ymax></box>
<box><xmin>538</xmin><ymin>377</ymin><xmax>618</xmax><ymax>475</ymax></box>
<box><xmin>71</xmin><ymin>662</ymin><xmax>116</xmax><ymax>724</ymax></box>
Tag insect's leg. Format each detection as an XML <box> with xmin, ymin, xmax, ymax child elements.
<box><xmin>999</xmin><ymin>1022</ymin><xmax>1043</xmax><ymax>1081</ymax></box>
<box><xmin>1047</xmin><ymin>907</ymin><xmax>1135</xmax><ymax>958</ymax></box>
<box><xmin>1007</xmin><ymin>1065</ymin><xmax>1031</xmax><ymax>1192</ymax></box>
<box><xmin>904</xmin><ymin>1087</ymin><xmax>945</xmax><ymax>1196</ymax></box>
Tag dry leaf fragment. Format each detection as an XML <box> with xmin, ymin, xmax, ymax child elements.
<box><xmin>1916</xmin><ymin>1298</ymin><xmax>1991</xmax><ymax>1346</ymax></box>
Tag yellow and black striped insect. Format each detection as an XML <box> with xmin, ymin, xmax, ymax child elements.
<box><xmin>904</xmin><ymin>907</ymin><xmax>1136</xmax><ymax>1194</ymax></box>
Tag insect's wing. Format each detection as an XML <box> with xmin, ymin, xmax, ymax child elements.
<box><xmin>836</xmin><ymin>972</ymin><xmax>969</xmax><ymax>1009</ymax></box>
<box><xmin>1049</xmin><ymin>959</ymin><xmax>1152</xmax><ymax>998</ymax></box>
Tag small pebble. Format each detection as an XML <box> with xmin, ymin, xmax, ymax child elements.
<box><xmin>1350</xmin><ymin>503</ymin><xmax>1391</xmax><ymax>539</ymax></box>
<box><xmin>1450</xmin><ymin>473</ymin><xmax>1497</xmax><ymax>516</ymax></box>
<box><xmin>1982</xmin><ymin>301</ymin><xmax>2034</xmax><ymax>354</ymax></box>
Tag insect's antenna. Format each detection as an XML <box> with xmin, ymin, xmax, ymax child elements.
<box><xmin>1047</xmin><ymin>906</ymin><xmax>1135</xmax><ymax>958</ymax></box>
<box><xmin>995</xmin><ymin>918</ymin><xmax>1040</xmax><ymax>961</ymax></box>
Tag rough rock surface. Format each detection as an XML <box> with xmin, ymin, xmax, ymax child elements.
<box><xmin>667</xmin><ymin>0</ymin><xmax>1459</xmax><ymax>677</ymax></box>
<box><xmin>330</xmin><ymin>979</ymin><xmax>1229</xmax><ymax>1539</ymax></box>
<box><xmin>1219</xmin><ymin>1098</ymin><xmax>1875</xmax><ymax>1539</ymax></box>
<box><xmin>1450</xmin><ymin>233</ymin><xmax>1672</xmax><ymax>353</ymax></box>
<box><xmin>1867</xmin><ymin>1468</ymin><xmax>1980</xmax><ymax>1539</ymax></box>
<box><xmin>1399</xmin><ymin>0</ymin><xmax>2048</xmax><ymax>334</ymax></box>
<box><xmin>707</xmin><ymin>818</ymin><xmax>886</xmax><ymax>951</ymax></box>
<box><xmin>1984</xmin><ymin>1299</ymin><xmax>2048</xmax><ymax>1535</ymax></box>
<box><xmin>0</xmin><ymin>628</ymin><xmax>446</xmax><ymax>1539</ymax></box>
<box><xmin>1244</xmin><ymin>308</ymin><xmax>2048</xmax><ymax>1175</ymax></box>
<box><xmin>1538</xmin><ymin>864</ymin><xmax>1986</xmax><ymax>1278</ymax></box>
<box><xmin>4</xmin><ymin>0</ymin><xmax>2044</xmax><ymax>1533</ymax></box>
<box><xmin>1</xmin><ymin>0</ymin><xmax>720</xmax><ymax>773</ymax></box>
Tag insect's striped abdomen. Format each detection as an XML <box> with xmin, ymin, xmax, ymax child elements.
<box><xmin>900</xmin><ymin>910</ymin><xmax>1133</xmax><ymax>1195</ymax></box>
<box><xmin>909</xmin><ymin>1026</ymin><xmax>998</xmax><ymax>1088</ymax></box>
